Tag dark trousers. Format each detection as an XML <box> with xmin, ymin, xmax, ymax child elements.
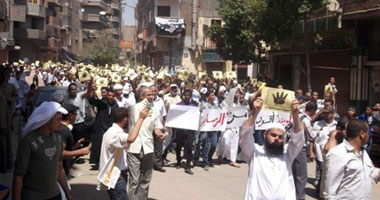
<box><xmin>72</xmin><ymin>122</ymin><xmax>92</xmax><ymax>143</ymax></box>
<box><xmin>153</xmin><ymin>132</ymin><xmax>164</xmax><ymax>169</ymax></box>
<box><xmin>45</xmin><ymin>194</ymin><xmax>62</xmax><ymax>200</ymax></box>
<box><xmin>107</xmin><ymin>174</ymin><xmax>128</xmax><ymax>200</ymax></box>
<box><xmin>176</xmin><ymin>129</ymin><xmax>194</xmax><ymax>169</ymax></box>
<box><xmin>292</xmin><ymin>147</ymin><xmax>307</xmax><ymax>200</ymax></box>
<box><xmin>315</xmin><ymin>160</ymin><xmax>323</xmax><ymax>197</ymax></box>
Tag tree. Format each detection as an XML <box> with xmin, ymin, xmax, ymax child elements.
<box><xmin>209</xmin><ymin>0</ymin><xmax>324</xmax><ymax>90</ymax></box>
<box><xmin>82</xmin><ymin>31</ymin><xmax>120</xmax><ymax>66</ymax></box>
<box><xmin>208</xmin><ymin>0</ymin><xmax>266</xmax><ymax>64</ymax></box>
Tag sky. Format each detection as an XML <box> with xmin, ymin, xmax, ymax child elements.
<box><xmin>123</xmin><ymin>0</ymin><xmax>138</xmax><ymax>25</ymax></box>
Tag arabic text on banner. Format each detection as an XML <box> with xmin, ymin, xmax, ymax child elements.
<box><xmin>165</xmin><ymin>105</ymin><xmax>200</xmax><ymax>131</ymax></box>
<box><xmin>261</xmin><ymin>87</ymin><xmax>295</xmax><ymax>113</ymax></box>
<box><xmin>226</xmin><ymin>106</ymin><xmax>249</xmax><ymax>128</ymax></box>
<box><xmin>199</xmin><ymin>108</ymin><xmax>228</xmax><ymax>132</ymax></box>
<box><xmin>255</xmin><ymin>109</ymin><xmax>292</xmax><ymax>130</ymax></box>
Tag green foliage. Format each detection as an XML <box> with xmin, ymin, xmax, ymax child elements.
<box><xmin>82</xmin><ymin>32</ymin><xmax>120</xmax><ymax>66</ymax></box>
<box><xmin>208</xmin><ymin>0</ymin><xmax>324</xmax><ymax>64</ymax></box>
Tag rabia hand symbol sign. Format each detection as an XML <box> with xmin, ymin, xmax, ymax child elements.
<box><xmin>272</xmin><ymin>92</ymin><xmax>288</xmax><ymax>105</ymax></box>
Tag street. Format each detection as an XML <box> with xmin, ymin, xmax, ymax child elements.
<box><xmin>2</xmin><ymin>111</ymin><xmax>380</xmax><ymax>200</ymax></box>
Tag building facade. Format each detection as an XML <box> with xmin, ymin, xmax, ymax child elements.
<box><xmin>0</xmin><ymin>0</ymin><xmax>122</xmax><ymax>63</ymax></box>
<box><xmin>269</xmin><ymin>0</ymin><xmax>380</xmax><ymax>115</ymax></box>
<box><xmin>135</xmin><ymin>0</ymin><xmax>232</xmax><ymax>74</ymax></box>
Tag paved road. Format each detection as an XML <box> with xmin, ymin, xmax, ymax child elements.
<box><xmin>2</xmin><ymin>111</ymin><xmax>380</xmax><ymax>199</ymax></box>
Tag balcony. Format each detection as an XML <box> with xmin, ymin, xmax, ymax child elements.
<box><xmin>61</xmin><ymin>5</ymin><xmax>72</xmax><ymax>16</ymax></box>
<box><xmin>111</xmin><ymin>2</ymin><xmax>120</xmax><ymax>10</ymax></box>
<box><xmin>48</xmin><ymin>38</ymin><xmax>61</xmax><ymax>49</ymax></box>
<box><xmin>81</xmin><ymin>13</ymin><xmax>108</xmax><ymax>25</ymax></box>
<box><xmin>81</xmin><ymin>0</ymin><xmax>108</xmax><ymax>10</ymax></box>
<box><xmin>112</xmin><ymin>28</ymin><xmax>119</xmax><ymax>36</ymax></box>
<box><xmin>47</xmin><ymin>16</ymin><xmax>60</xmax><ymax>27</ymax></box>
<box><xmin>110</xmin><ymin>16</ymin><xmax>119</xmax><ymax>23</ymax></box>
<box><xmin>27</xmin><ymin>3</ymin><xmax>46</xmax><ymax>17</ymax></box>
<box><xmin>46</xmin><ymin>0</ymin><xmax>62</xmax><ymax>6</ymax></box>
<box><xmin>203</xmin><ymin>37</ymin><xmax>216</xmax><ymax>49</ymax></box>
<box><xmin>14</xmin><ymin>28</ymin><xmax>46</xmax><ymax>40</ymax></box>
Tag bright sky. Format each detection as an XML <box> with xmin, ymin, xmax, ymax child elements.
<box><xmin>123</xmin><ymin>0</ymin><xmax>138</xmax><ymax>25</ymax></box>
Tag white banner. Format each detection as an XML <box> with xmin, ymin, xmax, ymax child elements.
<box><xmin>199</xmin><ymin>109</ymin><xmax>227</xmax><ymax>132</ymax></box>
<box><xmin>255</xmin><ymin>109</ymin><xmax>292</xmax><ymax>130</ymax></box>
<box><xmin>226</xmin><ymin>106</ymin><xmax>249</xmax><ymax>128</ymax></box>
<box><xmin>165</xmin><ymin>105</ymin><xmax>200</xmax><ymax>131</ymax></box>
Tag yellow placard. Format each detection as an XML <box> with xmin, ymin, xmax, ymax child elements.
<box><xmin>324</xmin><ymin>84</ymin><xmax>336</xmax><ymax>101</ymax></box>
<box><xmin>261</xmin><ymin>87</ymin><xmax>295</xmax><ymax>113</ymax></box>
<box><xmin>178</xmin><ymin>70</ymin><xmax>189</xmax><ymax>81</ymax></box>
<box><xmin>96</xmin><ymin>77</ymin><xmax>108</xmax><ymax>88</ymax></box>
<box><xmin>198</xmin><ymin>71</ymin><xmax>208</xmax><ymax>81</ymax></box>
<box><xmin>212</xmin><ymin>71</ymin><xmax>223</xmax><ymax>80</ymax></box>
<box><xmin>186</xmin><ymin>81</ymin><xmax>193</xmax><ymax>89</ymax></box>
<box><xmin>225</xmin><ymin>71</ymin><xmax>237</xmax><ymax>79</ymax></box>
<box><xmin>78</xmin><ymin>71</ymin><xmax>91</xmax><ymax>82</ymax></box>
<box><xmin>251</xmin><ymin>78</ymin><xmax>258</xmax><ymax>86</ymax></box>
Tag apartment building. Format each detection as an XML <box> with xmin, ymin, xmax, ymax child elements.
<box><xmin>135</xmin><ymin>0</ymin><xmax>232</xmax><ymax>74</ymax></box>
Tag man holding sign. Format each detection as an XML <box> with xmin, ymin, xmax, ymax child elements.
<box><xmin>240</xmin><ymin>96</ymin><xmax>304</xmax><ymax>200</ymax></box>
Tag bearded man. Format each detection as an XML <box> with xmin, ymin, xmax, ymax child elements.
<box><xmin>240</xmin><ymin>97</ymin><xmax>304</xmax><ymax>200</ymax></box>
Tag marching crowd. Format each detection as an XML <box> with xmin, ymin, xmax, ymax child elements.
<box><xmin>0</xmin><ymin>61</ymin><xmax>380</xmax><ymax>200</ymax></box>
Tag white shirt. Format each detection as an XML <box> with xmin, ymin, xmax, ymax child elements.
<box><xmin>244</xmin><ymin>92</ymin><xmax>256</xmax><ymax>101</ymax></box>
<box><xmin>312</xmin><ymin>120</ymin><xmax>337</xmax><ymax>162</ymax></box>
<box><xmin>97</xmin><ymin>123</ymin><xmax>129</xmax><ymax>190</ymax></box>
<box><xmin>124</xmin><ymin>92</ymin><xmax>136</xmax><ymax>108</ymax></box>
<box><xmin>324</xmin><ymin>140</ymin><xmax>379</xmax><ymax>199</ymax></box>
<box><xmin>115</xmin><ymin>96</ymin><xmax>128</xmax><ymax>108</ymax></box>
<box><xmin>239</xmin><ymin>124</ymin><xmax>304</xmax><ymax>200</ymax></box>
<box><xmin>127</xmin><ymin>101</ymin><xmax>163</xmax><ymax>154</ymax></box>
<box><xmin>153</xmin><ymin>97</ymin><xmax>167</xmax><ymax>126</ymax></box>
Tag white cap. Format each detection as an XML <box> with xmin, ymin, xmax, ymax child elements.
<box><xmin>113</xmin><ymin>84</ymin><xmax>123</xmax><ymax>90</ymax></box>
<box><xmin>123</xmin><ymin>77</ymin><xmax>129</xmax><ymax>81</ymax></box>
<box><xmin>219</xmin><ymin>85</ymin><xmax>226</xmax><ymax>92</ymax></box>
<box><xmin>267</xmin><ymin>123</ymin><xmax>286</xmax><ymax>133</ymax></box>
<box><xmin>200</xmin><ymin>87</ymin><xmax>208</xmax><ymax>94</ymax></box>
<box><xmin>170</xmin><ymin>84</ymin><xmax>178</xmax><ymax>89</ymax></box>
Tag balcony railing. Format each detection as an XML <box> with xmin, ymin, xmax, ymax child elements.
<box><xmin>46</xmin><ymin>0</ymin><xmax>62</xmax><ymax>6</ymax></box>
<box><xmin>14</xmin><ymin>28</ymin><xmax>46</xmax><ymax>40</ymax></box>
<box><xmin>27</xmin><ymin>3</ymin><xmax>46</xmax><ymax>17</ymax></box>
<box><xmin>112</xmin><ymin>28</ymin><xmax>119</xmax><ymax>35</ymax></box>
<box><xmin>61</xmin><ymin>5</ymin><xmax>72</xmax><ymax>16</ymax></box>
<box><xmin>203</xmin><ymin>37</ymin><xmax>216</xmax><ymax>49</ymax></box>
<box><xmin>81</xmin><ymin>13</ymin><xmax>108</xmax><ymax>24</ymax></box>
<box><xmin>110</xmin><ymin>16</ymin><xmax>119</xmax><ymax>23</ymax></box>
<box><xmin>47</xmin><ymin>16</ymin><xmax>60</xmax><ymax>26</ymax></box>
<box><xmin>111</xmin><ymin>2</ymin><xmax>120</xmax><ymax>10</ymax></box>
<box><xmin>81</xmin><ymin>0</ymin><xmax>108</xmax><ymax>10</ymax></box>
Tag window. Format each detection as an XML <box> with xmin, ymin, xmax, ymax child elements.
<box><xmin>28</xmin><ymin>0</ymin><xmax>38</xmax><ymax>4</ymax></box>
<box><xmin>157</xmin><ymin>6</ymin><xmax>170</xmax><ymax>17</ymax></box>
<box><xmin>211</xmin><ymin>19</ymin><xmax>221</xmax><ymax>26</ymax></box>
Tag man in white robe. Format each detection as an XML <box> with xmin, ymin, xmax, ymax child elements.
<box><xmin>240</xmin><ymin>97</ymin><xmax>304</xmax><ymax>200</ymax></box>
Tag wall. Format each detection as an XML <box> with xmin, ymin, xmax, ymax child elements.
<box><xmin>155</xmin><ymin>0</ymin><xmax>179</xmax><ymax>17</ymax></box>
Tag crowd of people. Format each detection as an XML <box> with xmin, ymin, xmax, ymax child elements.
<box><xmin>0</xmin><ymin>60</ymin><xmax>380</xmax><ymax>200</ymax></box>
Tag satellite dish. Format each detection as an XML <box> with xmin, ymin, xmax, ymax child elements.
<box><xmin>99</xmin><ymin>11</ymin><xmax>106</xmax><ymax>16</ymax></box>
<box><xmin>327</xmin><ymin>0</ymin><xmax>340</xmax><ymax>12</ymax></box>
